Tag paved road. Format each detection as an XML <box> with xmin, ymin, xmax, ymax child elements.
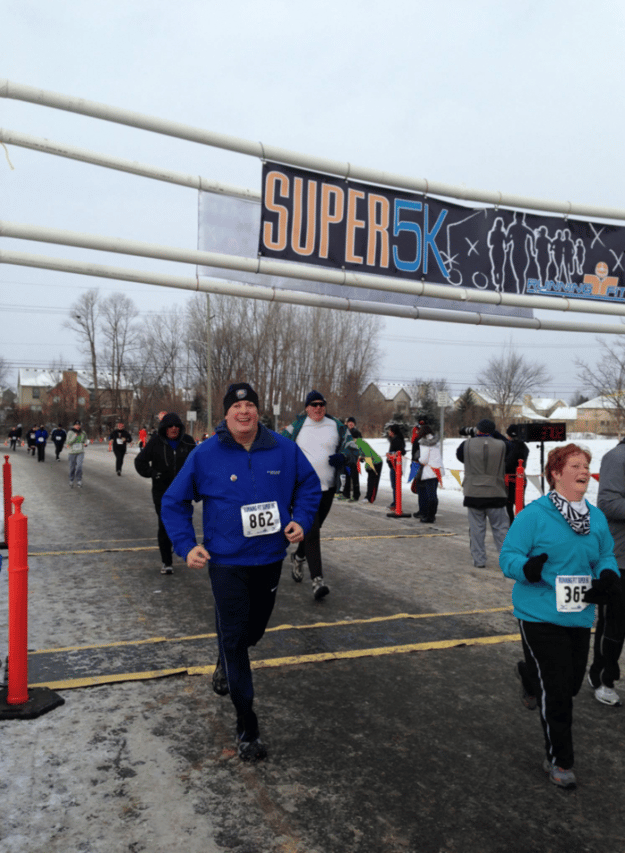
<box><xmin>1</xmin><ymin>442</ymin><xmax>624</xmax><ymax>852</ymax></box>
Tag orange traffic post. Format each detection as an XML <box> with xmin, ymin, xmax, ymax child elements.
<box><xmin>2</xmin><ymin>454</ymin><xmax>11</xmax><ymax>549</ymax></box>
<box><xmin>0</xmin><ymin>496</ymin><xmax>65</xmax><ymax>719</ymax></box>
<box><xmin>7</xmin><ymin>496</ymin><xmax>29</xmax><ymax>705</ymax></box>
<box><xmin>387</xmin><ymin>452</ymin><xmax>411</xmax><ymax>519</ymax></box>
<box><xmin>514</xmin><ymin>459</ymin><xmax>526</xmax><ymax>517</ymax></box>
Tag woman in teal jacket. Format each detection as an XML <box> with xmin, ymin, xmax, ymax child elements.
<box><xmin>500</xmin><ymin>443</ymin><xmax>620</xmax><ymax>790</ymax></box>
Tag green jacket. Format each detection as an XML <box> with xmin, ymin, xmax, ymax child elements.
<box><xmin>67</xmin><ymin>429</ymin><xmax>88</xmax><ymax>455</ymax></box>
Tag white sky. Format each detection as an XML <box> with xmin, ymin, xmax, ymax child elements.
<box><xmin>3</xmin><ymin>0</ymin><xmax>625</xmax><ymax>401</ymax></box>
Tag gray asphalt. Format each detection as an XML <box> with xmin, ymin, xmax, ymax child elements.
<box><xmin>1</xmin><ymin>442</ymin><xmax>624</xmax><ymax>853</ymax></box>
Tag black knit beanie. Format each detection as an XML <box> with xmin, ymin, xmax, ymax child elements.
<box><xmin>223</xmin><ymin>383</ymin><xmax>259</xmax><ymax>415</ymax></box>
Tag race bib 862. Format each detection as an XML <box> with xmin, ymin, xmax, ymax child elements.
<box><xmin>241</xmin><ymin>501</ymin><xmax>281</xmax><ymax>538</ymax></box>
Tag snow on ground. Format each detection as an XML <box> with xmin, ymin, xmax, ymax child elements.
<box><xmin>363</xmin><ymin>436</ymin><xmax>616</xmax><ymax>509</ymax></box>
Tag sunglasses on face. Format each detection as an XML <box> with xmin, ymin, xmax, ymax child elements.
<box><xmin>309</xmin><ymin>402</ymin><xmax>325</xmax><ymax>408</ymax></box>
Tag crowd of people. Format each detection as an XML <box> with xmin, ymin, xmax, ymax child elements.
<box><xmin>6</xmin><ymin>392</ymin><xmax>625</xmax><ymax>789</ymax></box>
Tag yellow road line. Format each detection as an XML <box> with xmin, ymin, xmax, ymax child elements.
<box><xmin>30</xmin><ymin>632</ymin><xmax>522</xmax><ymax>691</ymax></box>
<box><xmin>28</xmin><ymin>531</ymin><xmax>454</xmax><ymax>556</ymax></box>
<box><xmin>29</xmin><ymin>546</ymin><xmax>158</xmax><ymax>556</ymax></box>
<box><xmin>30</xmin><ymin>605</ymin><xmax>513</xmax><ymax>654</ymax></box>
<box><xmin>324</xmin><ymin>533</ymin><xmax>455</xmax><ymax>541</ymax></box>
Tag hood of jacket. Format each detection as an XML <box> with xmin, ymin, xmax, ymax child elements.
<box><xmin>158</xmin><ymin>413</ymin><xmax>185</xmax><ymax>437</ymax></box>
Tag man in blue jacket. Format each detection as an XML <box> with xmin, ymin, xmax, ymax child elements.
<box><xmin>161</xmin><ymin>382</ymin><xmax>321</xmax><ymax>762</ymax></box>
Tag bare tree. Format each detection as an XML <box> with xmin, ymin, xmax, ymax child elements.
<box><xmin>130</xmin><ymin>307</ymin><xmax>188</xmax><ymax>424</ymax></box>
<box><xmin>100</xmin><ymin>293</ymin><xmax>139</xmax><ymax>421</ymax></box>
<box><xmin>476</xmin><ymin>348</ymin><xmax>552</xmax><ymax>426</ymax></box>
<box><xmin>576</xmin><ymin>338</ymin><xmax>625</xmax><ymax>436</ymax></box>
<box><xmin>0</xmin><ymin>355</ymin><xmax>8</xmax><ymax>388</ymax></box>
<box><xmin>184</xmin><ymin>294</ymin><xmax>381</xmax><ymax>428</ymax></box>
<box><xmin>64</xmin><ymin>289</ymin><xmax>102</xmax><ymax>430</ymax></box>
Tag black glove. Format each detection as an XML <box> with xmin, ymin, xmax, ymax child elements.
<box><xmin>583</xmin><ymin>570</ymin><xmax>622</xmax><ymax>605</ymax></box>
<box><xmin>523</xmin><ymin>553</ymin><xmax>548</xmax><ymax>583</ymax></box>
<box><xmin>328</xmin><ymin>453</ymin><xmax>344</xmax><ymax>468</ymax></box>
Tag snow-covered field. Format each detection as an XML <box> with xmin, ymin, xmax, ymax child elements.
<box><xmin>362</xmin><ymin>436</ymin><xmax>617</xmax><ymax>509</ymax></box>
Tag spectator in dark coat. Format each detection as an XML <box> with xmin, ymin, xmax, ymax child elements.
<box><xmin>505</xmin><ymin>424</ymin><xmax>530</xmax><ymax>523</ymax></box>
<box><xmin>386</xmin><ymin>423</ymin><xmax>406</xmax><ymax>511</ymax></box>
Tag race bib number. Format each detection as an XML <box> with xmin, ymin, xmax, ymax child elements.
<box><xmin>37</xmin><ymin>437</ymin><xmax>44</xmax><ymax>442</ymax></box>
<box><xmin>72</xmin><ymin>443</ymin><xmax>84</xmax><ymax>453</ymax></box>
<box><xmin>555</xmin><ymin>575</ymin><xmax>592</xmax><ymax>613</ymax></box>
<box><xmin>116</xmin><ymin>437</ymin><xmax>125</xmax><ymax>444</ymax></box>
<box><xmin>241</xmin><ymin>501</ymin><xmax>281</xmax><ymax>538</ymax></box>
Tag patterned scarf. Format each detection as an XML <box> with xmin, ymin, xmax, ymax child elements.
<box><xmin>549</xmin><ymin>490</ymin><xmax>590</xmax><ymax>536</ymax></box>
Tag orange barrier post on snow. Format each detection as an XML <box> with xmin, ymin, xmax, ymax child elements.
<box><xmin>0</xmin><ymin>496</ymin><xmax>65</xmax><ymax>718</ymax></box>
<box><xmin>2</xmin><ymin>455</ymin><xmax>12</xmax><ymax>549</ymax></box>
<box><xmin>7</xmin><ymin>496</ymin><xmax>29</xmax><ymax>705</ymax></box>
<box><xmin>514</xmin><ymin>459</ymin><xmax>526</xmax><ymax>517</ymax></box>
<box><xmin>387</xmin><ymin>452</ymin><xmax>411</xmax><ymax>519</ymax></box>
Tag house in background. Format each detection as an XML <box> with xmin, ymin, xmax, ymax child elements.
<box><xmin>546</xmin><ymin>405</ymin><xmax>578</xmax><ymax>434</ymax></box>
<box><xmin>523</xmin><ymin>394</ymin><xmax>567</xmax><ymax>418</ymax></box>
<box><xmin>17</xmin><ymin>368</ymin><xmax>134</xmax><ymax>426</ymax></box>
<box><xmin>574</xmin><ymin>396</ymin><xmax>622</xmax><ymax>436</ymax></box>
<box><xmin>467</xmin><ymin>389</ymin><xmax>524</xmax><ymax>424</ymax></box>
<box><xmin>46</xmin><ymin>371</ymin><xmax>91</xmax><ymax>424</ymax></box>
<box><xmin>359</xmin><ymin>381</ymin><xmax>425</xmax><ymax>432</ymax></box>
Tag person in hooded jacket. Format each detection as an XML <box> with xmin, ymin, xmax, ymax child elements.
<box><xmin>135</xmin><ymin>412</ymin><xmax>196</xmax><ymax>574</ymax></box>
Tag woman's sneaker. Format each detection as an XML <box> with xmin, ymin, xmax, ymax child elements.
<box><xmin>237</xmin><ymin>736</ymin><xmax>267</xmax><ymax>761</ymax></box>
<box><xmin>587</xmin><ymin>672</ymin><xmax>622</xmax><ymax>705</ymax></box>
<box><xmin>290</xmin><ymin>552</ymin><xmax>305</xmax><ymax>582</ymax></box>
<box><xmin>595</xmin><ymin>684</ymin><xmax>621</xmax><ymax>706</ymax></box>
<box><xmin>543</xmin><ymin>759</ymin><xmax>576</xmax><ymax>789</ymax></box>
<box><xmin>312</xmin><ymin>576</ymin><xmax>329</xmax><ymax>599</ymax></box>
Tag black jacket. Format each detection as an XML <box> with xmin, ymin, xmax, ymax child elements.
<box><xmin>505</xmin><ymin>438</ymin><xmax>529</xmax><ymax>474</ymax></box>
<box><xmin>134</xmin><ymin>413</ymin><xmax>196</xmax><ymax>495</ymax></box>
<box><xmin>386</xmin><ymin>433</ymin><xmax>406</xmax><ymax>469</ymax></box>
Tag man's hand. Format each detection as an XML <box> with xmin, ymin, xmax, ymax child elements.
<box><xmin>186</xmin><ymin>544</ymin><xmax>210</xmax><ymax>569</ymax></box>
<box><xmin>284</xmin><ymin>521</ymin><xmax>304</xmax><ymax>543</ymax></box>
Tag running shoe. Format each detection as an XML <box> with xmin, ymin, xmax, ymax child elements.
<box><xmin>587</xmin><ymin>673</ymin><xmax>622</xmax><ymax>705</ymax></box>
<box><xmin>290</xmin><ymin>552</ymin><xmax>305</xmax><ymax>583</ymax></box>
<box><xmin>237</xmin><ymin>736</ymin><xmax>267</xmax><ymax>762</ymax></box>
<box><xmin>312</xmin><ymin>576</ymin><xmax>330</xmax><ymax>600</ymax></box>
<box><xmin>543</xmin><ymin>759</ymin><xmax>576</xmax><ymax>789</ymax></box>
<box><xmin>594</xmin><ymin>684</ymin><xmax>622</xmax><ymax>706</ymax></box>
<box><xmin>160</xmin><ymin>564</ymin><xmax>173</xmax><ymax>575</ymax></box>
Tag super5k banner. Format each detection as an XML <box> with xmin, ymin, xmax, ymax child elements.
<box><xmin>258</xmin><ymin>162</ymin><xmax>625</xmax><ymax>304</ymax></box>
<box><xmin>198</xmin><ymin>192</ymin><xmax>529</xmax><ymax>319</ymax></box>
